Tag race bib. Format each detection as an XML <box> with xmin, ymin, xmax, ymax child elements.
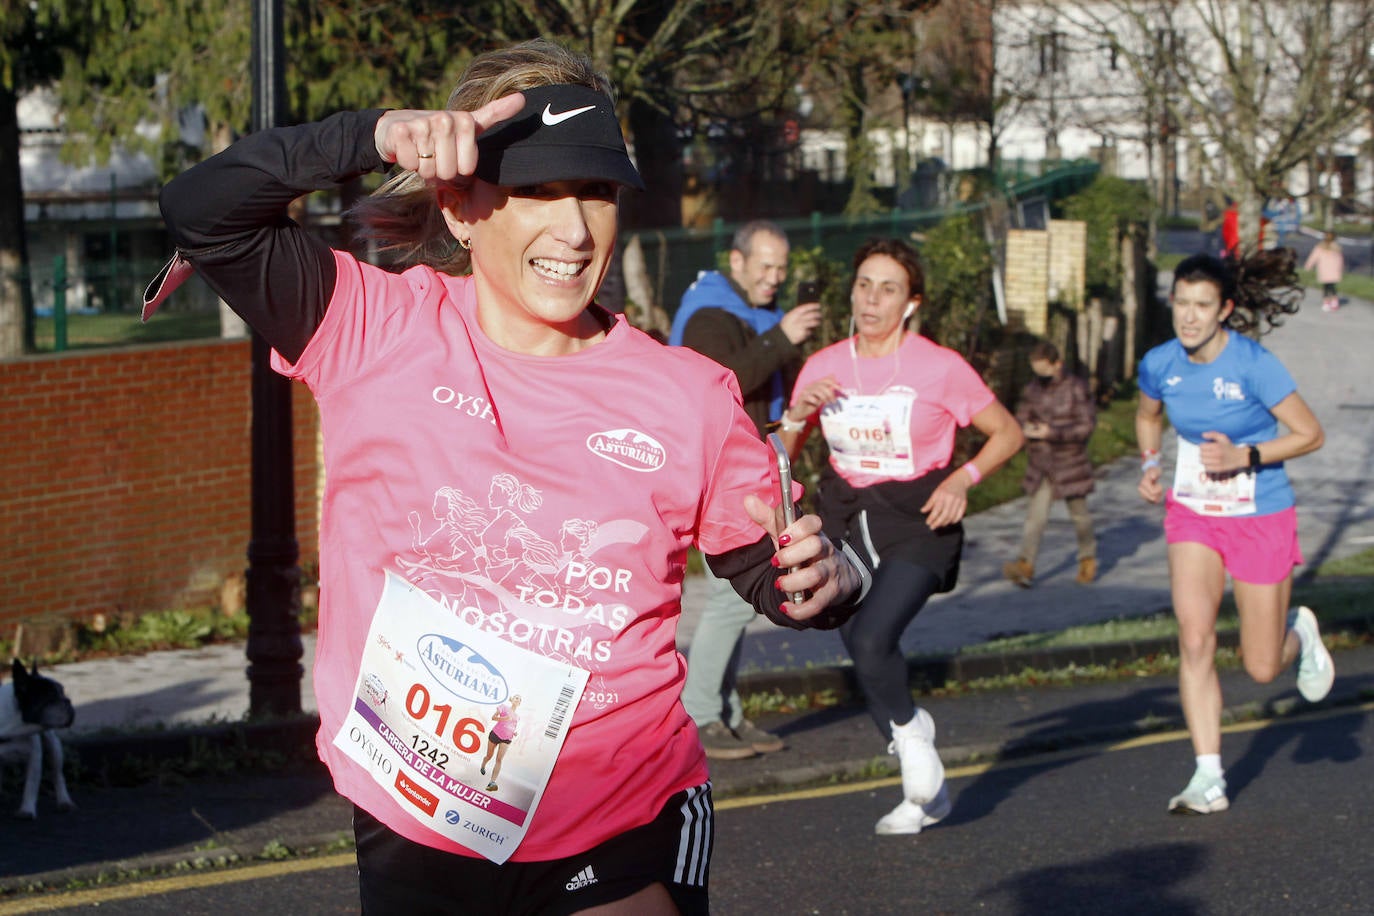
<box><xmin>334</xmin><ymin>571</ymin><xmax>588</xmax><ymax>863</ymax></box>
<box><xmin>817</xmin><ymin>393</ymin><xmax>915</xmax><ymax>477</ymax></box>
<box><xmin>1172</xmin><ymin>439</ymin><xmax>1257</xmax><ymax>517</ymax></box>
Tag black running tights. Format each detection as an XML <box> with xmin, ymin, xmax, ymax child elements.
<box><xmin>839</xmin><ymin>558</ymin><xmax>942</xmax><ymax>740</ymax></box>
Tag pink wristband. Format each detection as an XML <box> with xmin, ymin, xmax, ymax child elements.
<box><xmin>962</xmin><ymin>461</ymin><xmax>982</xmax><ymax>485</ymax></box>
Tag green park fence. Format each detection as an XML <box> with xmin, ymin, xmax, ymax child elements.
<box><xmin>15</xmin><ymin>160</ymin><xmax>1102</xmax><ymax>353</ymax></box>
<box><xmin>627</xmin><ymin>160</ymin><xmax>1101</xmax><ymax>319</ymax></box>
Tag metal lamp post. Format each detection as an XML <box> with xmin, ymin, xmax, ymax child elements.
<box><xmin>245</xmin><ymin>0</ymin><xmax>303</xmax><ymax>717</ymax></box>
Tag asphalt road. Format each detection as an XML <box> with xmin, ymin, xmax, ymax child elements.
<box><xmin>711</xmin><ymin>704</ymin><xmax>1373</xmax><ymax>915</ymax></box>
<box><xmin>8</xmin><ymin>701</ymin><xmax>1368</xmax><ymax>915</ymax></box>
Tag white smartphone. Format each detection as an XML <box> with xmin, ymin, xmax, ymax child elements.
<box><xmin>767</xmin><ymin>433</ymin><xmax>807</xmax><ymax>605</ymax></box>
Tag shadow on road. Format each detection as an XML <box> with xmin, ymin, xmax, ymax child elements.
<box><xmin>1225</xmin><ymin>703</ymin><xmax>1366</xmax><ymax>803</ymax></box>
<box><xmin>940</xmin><ymin>684</ymin><xmax>1180</xmax><ymax>828</ymax></box>
<box><xmin>983</xmin><ymin>841</ymin><xmax>1207</xmax><ymax>915</ymax></box>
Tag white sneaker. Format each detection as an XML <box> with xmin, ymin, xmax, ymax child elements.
<box><xmin>1289</xmin><ymin>606</ymin><xmax>1335</xmax><ymax>703</ymax></box>
<box><xmin>1168</xmin><ymin>768</ymin><xmax>1228</xmax><ymax>814</ymax></box>
<box><xmin>875</xmin><ymin>781</ymin><xmax>951</xmax><ymax>835</ymax></box>
<box><xmin>889</xmin><ymin>709</ymin><xmax>944</xmax><ymax>806</ymax></box>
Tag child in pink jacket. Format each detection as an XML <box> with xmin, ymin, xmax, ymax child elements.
<box><xmin>1304</xmin><ymin>232</ymin><xmax>1344</xmax><ymax>312</ymax></box>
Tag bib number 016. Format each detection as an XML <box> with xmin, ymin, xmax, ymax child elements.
<box><xmin>405</xmin><ymin>683</ymin><xmax>485</xmax><ymax>754</ymax></box>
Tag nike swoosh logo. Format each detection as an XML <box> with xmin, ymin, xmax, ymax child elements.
<box><xmin>542</xmin><ymin>103</ymin><xmax>596</xmax><ymax>126</ymax></box>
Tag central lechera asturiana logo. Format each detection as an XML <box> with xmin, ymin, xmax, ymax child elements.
<box><xmin>586</xmin><ymin>428</ymin><xmax>666</xmax><ymax>472</ymax></box>
<box><xmin>416</xmin><ymin>633</ymin><xmax>509</xmax><ymax>703</ymax></box>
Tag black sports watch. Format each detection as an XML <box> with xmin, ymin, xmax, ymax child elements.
<box><xmin>1248</xmin><ymin>445</ymin><xmax>1262</xmax><ymax>470</ymax></box>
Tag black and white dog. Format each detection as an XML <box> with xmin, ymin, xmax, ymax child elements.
<box><xmin>1</xmin><ymin>659</ymin><xmax>76</xmax><ymax>818</ymax></box>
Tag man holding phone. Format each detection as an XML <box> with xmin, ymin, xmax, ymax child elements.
<box><xmin>669</xmin><ymin>219</ymin><xmax>823</xmax><ymax>759</ymax></box>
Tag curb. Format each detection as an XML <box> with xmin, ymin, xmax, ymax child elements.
<box><xmin>65</xmin><ymin>715</ymin><xmax>324</xmax><ymax>780</ymax></box>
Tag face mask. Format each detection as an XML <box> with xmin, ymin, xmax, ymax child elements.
<box><xmin>1033</xmin><ymin>372</ymin><xmax>1055</xmax><ymax>383</ymax></box>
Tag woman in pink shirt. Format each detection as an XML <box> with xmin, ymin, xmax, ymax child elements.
<box><xmin>480</xmin><ymin>695</ymin><xmax>521</xmax><ymax>792</ymax></box>
<box><xmin>780</xmin><ymin>238</ymin><xmax>1023</xmax><ymax>836</ymax></box>
<box><xmin>154</xmin><ymin>38</ymin><xmax>871</xmax><ymax>916</ymax></box>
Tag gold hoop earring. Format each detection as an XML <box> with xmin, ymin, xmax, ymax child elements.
<box><xmin>458</xmin><ymin>237</ymin><xmax>471</xmax><ymax>251</ymax></box>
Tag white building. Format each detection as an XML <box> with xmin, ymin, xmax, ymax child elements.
<box><xmin>991</xmin><ymin>0</ymin><xmax>1372</xmax><ymax>219</ymax></box>
<box><xmin>19</xmin><ymin>88</ymin><xmax>167</xmax><ymax>315</ymax></box>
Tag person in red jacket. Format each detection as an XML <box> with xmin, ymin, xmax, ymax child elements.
<box><xmin>1221</xmin><ymin>198</ymin><xmax>1240</xmax><ymax>257</ymax></box>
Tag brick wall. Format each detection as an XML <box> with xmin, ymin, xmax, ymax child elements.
<box><xmin>0</xmin><ymin>340</ymin><xmax>320</xmax><ymax>634</ymax></box>
<box><xmin>1048</xmin><ymin>219</ymin><xmax>1087</xmax><ymax>309</ymax></box>
<box><xmin>1003</xmin><ymin>220</ymin><xmax>1089</xmax><ymax>336</ymax></box>
<box><xmin>1004</xmin><ymin>229</ymin><xmax>1051</xmax><ymax>333</ymax></box>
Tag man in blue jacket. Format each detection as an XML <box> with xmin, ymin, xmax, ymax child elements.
<box><xmin>670</xmin><ymin>220</ymin><xmax>822</xmax><ymax>758</ymax></box>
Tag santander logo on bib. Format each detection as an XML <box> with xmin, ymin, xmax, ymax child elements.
<box><xmin>586</xmin><ymin>428</ymin><xmax>666</xmax><ymax>472</ymax></box>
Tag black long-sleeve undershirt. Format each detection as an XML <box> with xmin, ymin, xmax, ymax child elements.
<box><xmin>160</xmin><ymin>109</ymin><xmax>389</xmax><ymax>363</ymax></box>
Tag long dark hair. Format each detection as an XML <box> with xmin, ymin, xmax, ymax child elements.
<box><xmin>1172</xmin><ymin>248</ymin><xmax>1302</xmax><ymax>336</ymax></box>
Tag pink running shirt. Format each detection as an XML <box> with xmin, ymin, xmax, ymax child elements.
<box><xmin>272</xmin><ymin>251</ymin><xmax>779</xmax><ymax>861</ymax></box>
<box><xmin>791</xmin><ymin>333</ymin><xmax>995</xmax><ymax>488</ymax></box>
<box><xmin>491</xmin><ymin>704</ymin><xmax>519</xmax><ymax>742</ymax></box>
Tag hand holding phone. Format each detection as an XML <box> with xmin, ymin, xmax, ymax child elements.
<box><xmin>767</xmin><ymin>433</ymin><xmax>808</xmax><ymax>605</ymax></box>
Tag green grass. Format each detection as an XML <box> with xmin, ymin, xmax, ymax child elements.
<box><xmin>1156</xmin><ymin>252</ymin><xmax>1185</xmax><ymax>272</ymax></box>
<box><xmin>32</xmin><ymin>311</ymin><xmax>222</xmax><ymax>351</ymax></box>
<box><xmin>956</xmin><ymin>568</ymin><xmax>1374</xmax><ymax>658</ymax></box>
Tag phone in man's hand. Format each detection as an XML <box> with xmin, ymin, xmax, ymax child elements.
<box><xmin>796</xmin><ymin>280</ymin><xmax>820</xmax><ymax>304</ymax></box>
<box><xmin>767</xmin><ymin>433</ymin><xmax>808</xmax><ymax>605</ymax></box>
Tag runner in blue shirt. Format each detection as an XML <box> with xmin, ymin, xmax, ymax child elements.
<box><xmin>1137</xmin><ymin>251</ymin><xmax>1332</xmax><ymax>815</ymax></box>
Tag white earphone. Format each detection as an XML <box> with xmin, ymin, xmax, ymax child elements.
<box><xmin>902</xmin><ymin>302</ymin><xmax>916</xmax><ymax>321</ymax></box>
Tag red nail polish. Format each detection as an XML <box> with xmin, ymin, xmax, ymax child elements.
<box><xmin>778</xmin><ymin>534</ymin><xmax>792</xmax><ymax>546</ymax></box>
<box><xmin>774</xmin><ymin>579</ymin><xmax>785</xmax><ymax>590</ymax></box>
<box><xmin>779</xmin><ymin>603</ymin><xmax>791</xmax><ymax>617</ymax></box>
<box><xmin>770</xmin><ymin>555</ymin><xmax>780</xmax><ymax>567</ymax></box>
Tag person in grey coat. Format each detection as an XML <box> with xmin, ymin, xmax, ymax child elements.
<box><xmin>1003</xmin><ymin>340</ymin><xmax>1098</xmax><ymax>587</ymax></box>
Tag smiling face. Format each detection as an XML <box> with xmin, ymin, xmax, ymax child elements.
<box><xmin>850</xmin><ymin>253</ymin><xmax>918</xmax><ymax>346</ymax></box>
<box><xmin>440</xmin><ymin>178</ymin><xmax>618</xmax><ymax>353</ymax></box>
<box><xmin>729</xmin><ymin>232</ymin><xmax>789</xmax><ymax>307</ymax></box>
<box><xmin>1170</xmin><ymin>277</ymin><xmax>1233</xmax><ymax>360</ymax></box>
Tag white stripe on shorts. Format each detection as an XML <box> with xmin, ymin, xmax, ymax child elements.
<box><xmin>673</xmin><ymin>782</ymin><xmax>713</xmax><ymax>887</ymax></box>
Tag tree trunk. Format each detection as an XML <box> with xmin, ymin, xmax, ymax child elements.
<box><xmin>621</xmin><ymin>99</ymin><xmax>682</xmax><ymax>230</ymax></box>
<box><xmin>0</xmin><ymin>84</ymin><xmax>34</xmax><ymax>357</ymax></box>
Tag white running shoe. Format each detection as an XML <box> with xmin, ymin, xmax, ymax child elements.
<box><xmin>1289</xmin><ymin>606</ymin><xmax>1335</xmax><ymax>703</ymax></box>
<box><xmin>889</xmin><ymin>709</ymin><xmax>944</xmax><ymax>806</ymax></box>
<box><xmin>875</xmin><ymin>781</ymin><xmax>952</xmax><ymax>835</ymax></box>
<box><xmin>1168</xmin><ymin>769</ymin><xmax>1229</xmax><ymax>815</ymax></box>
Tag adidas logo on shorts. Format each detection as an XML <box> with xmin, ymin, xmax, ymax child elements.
<box><xmin>565</xmin><ymin>865</ymin><xmax>599</xmax><ymax>891</ymax></box>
